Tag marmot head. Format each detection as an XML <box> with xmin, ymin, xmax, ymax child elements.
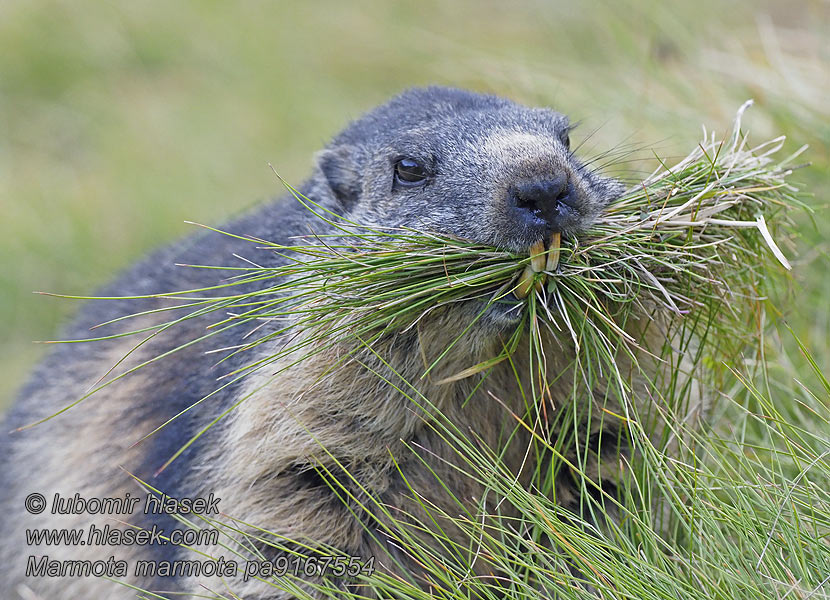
<box><xmin>312</xmin><ymin>87</ymin><xmax>624</xmax><ymax>334</ymax></box>
<box><xmin>315</xmin><ymin>86</ymin><xmax>623</xmax><ymax>253</ymax></box>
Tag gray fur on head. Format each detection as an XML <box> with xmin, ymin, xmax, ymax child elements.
<box><xmin>314</xmin><ymin>86</ymin><xmax>624</xmax><ymax>252</ymax></box>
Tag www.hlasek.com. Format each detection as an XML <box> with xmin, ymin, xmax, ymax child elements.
<box><xmin>26</xmin><ymin>522</ymin><xmax>220</xmax><ymax>547</ymax></box>
<box><xmin>23</xmin><ymin>492</ymin><xmax>375</xmax><ymax>581</ymax></box>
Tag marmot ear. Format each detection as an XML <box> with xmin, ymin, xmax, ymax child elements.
<box><xmin>315</xmin><ymin>145</ymin><xmax>361</xmax><ymax>212</ymax></box>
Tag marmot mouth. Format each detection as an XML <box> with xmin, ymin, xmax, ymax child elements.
<box><xmin>514</xmin><ymin>232</ymin><xmax>561</xmax><ymax>299</ymax></box>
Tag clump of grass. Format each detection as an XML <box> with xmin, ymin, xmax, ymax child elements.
<box><xmin>32</xmin><ymin>102</ymin><xmax>803</xmax><ymax>434</ymax></box>
<box><xmin>37</xmin><ymin>105</ymin><xmax>824</xmax><ymax>600</ymax></box>
<box><xmin>196</xmin><ymin>99</ymin><xmax>803</xmax><ymax>389</ymax></box>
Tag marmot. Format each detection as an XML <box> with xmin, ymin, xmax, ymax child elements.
<box><xmin>1</xmin><ymin>87</ymin><xmax>680</xmax><ymax>599</ymax></box>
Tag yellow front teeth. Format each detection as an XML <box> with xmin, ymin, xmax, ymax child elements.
<box><xmin>514</xmin><ymin>233</ymin><xmax>562</xmax><ymax>299</ymax></box>
<box><xmin>515</xmin><ymin>265</ymin><xmax>536</xmax><ymax>299</ymax></box>
<box><xmin>546</xmin><ymin>232</ymin><xmax>561</xmax><ymax>271</ymax></box>
<box><xmin>529</xmin><ymin>240</ymin><xmax>546</xmax><ymax>272</ymax></box>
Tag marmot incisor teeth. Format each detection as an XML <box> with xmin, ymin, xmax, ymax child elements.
<box><xmin>1</xmin><ymin>87</ymin><xmax>661</xmax><ymax>599</ymax></box>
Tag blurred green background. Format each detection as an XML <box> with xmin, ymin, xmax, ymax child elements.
<box><xmin>1</xmin><ymin>0</ymin><xmax>827</xmax><ymax>407</ymax></box>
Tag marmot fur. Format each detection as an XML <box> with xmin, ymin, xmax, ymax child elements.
<box><xmin>1</xmin><ymin>87</ymin><xmax>687</xmax><ymax>599</ymax></box>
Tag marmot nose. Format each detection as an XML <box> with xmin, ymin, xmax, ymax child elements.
<box><xmin>513</xmin><ymin>176</ymin><xmax>570</xmax><ymax>213</ymax></box>
<box><xmin>511</xmin><ymin>175</ymin><xmax>572</xmax><ymax>228</ymax></box>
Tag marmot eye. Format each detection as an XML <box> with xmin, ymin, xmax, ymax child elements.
<box><xmin>560</xmin><ymin>132</ymin><xmax>571</xmax><ymax>150</ymax></box>
<box><xmin>394</xmin><ymin>158</ymin><xmax>428</xmax><ymax>186</ymax></box>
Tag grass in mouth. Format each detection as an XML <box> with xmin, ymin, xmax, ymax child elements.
<box><xmin>30</xmin><ymin>101</ymin><xmax>804</xmax><ymax>438</ymax></box>
<box><xmin>30</xmin><ymin>103</ymin><xmax>827</xmax><ymax>599</ymax></box>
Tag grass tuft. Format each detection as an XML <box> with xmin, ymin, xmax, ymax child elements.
<box><xmin>43</xmin><ymin>106</ymin><xmax>829</xmax><ymax>599</ymax></box>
